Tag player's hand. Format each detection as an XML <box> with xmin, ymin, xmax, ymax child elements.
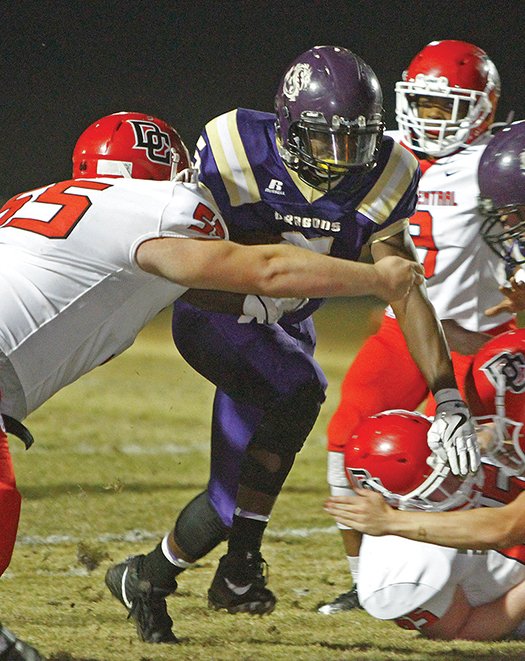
<box><xmin>238</xmin><ymin>295</ymin><xmax>309</xmax><ymax>324</ymax></box>
<box><xmin>324</xmin><ymin>490</ymin><xmax>394</xmax><ymax>535</ymax></box>
<box><xmin>427</xmin><ymin>388</ymin><xmax>481</xmax><ymax>475</ymax></box>
<box><xmin>485</xmin><ymin>270</ymin><xmax>525</xmax><ymax>317</ymax></box>
<box><xmin>374</xmin><ymin>256</ymin><xmax>425</xmax><ymax>302</ymax></box>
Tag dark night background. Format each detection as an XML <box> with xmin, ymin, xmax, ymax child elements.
<box><xmin>2</xmin><ymin>0</ymin><xmax>524</xmax><ymax>199</ymax></box>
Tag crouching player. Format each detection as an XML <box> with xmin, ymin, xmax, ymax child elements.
<box><xmin>327</xmin><ymin>395</ymin><xmax>525</xmax><ymax>639</ymax></box>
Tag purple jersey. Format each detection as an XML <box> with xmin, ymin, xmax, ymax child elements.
<box><xmin>174</xmin><ymin>108</ymin><xmax>421</xmax><ymax>527</ymax></box>
<box><xmin>195</xmin><ymin>108</ymin><xmax>420</xmax><ymax>260</ymax></box>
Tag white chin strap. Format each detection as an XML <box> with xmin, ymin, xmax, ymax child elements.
<box><xmin>170</xmin><ymin>148</ymin><xmax>181</xmax><ymax>180</ymax></box>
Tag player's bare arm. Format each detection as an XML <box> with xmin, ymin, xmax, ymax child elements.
<box><xmin>440</xmin><ymin>319</ymin><xmax>492</xmax><ymax>355</ymax></box>
<box><xmin>371</xmin><ymin>227</ymin><xmax>455</xmax><ymax>392</ymax></box>
<box><xmin>326</xmin><ymin>490</ymin><xmax>525</xmax><ymax>550</ymax></box>
<box><xmin>136</xmin><ymin>237</ymin><xmax>424</xmax><ymax>302</ymax></box>
<box><xmin>371</xmin><ymin>227</ymin><xmax>480</xmax><ymax>475</ymax></box>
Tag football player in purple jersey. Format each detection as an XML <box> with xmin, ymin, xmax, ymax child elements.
<box><xmin>106</xmin><ymin>46</ymin><xmax>479</xmax><ymax>643</ymax></box>
<box><xmin>479</xmin><ymin>120</ymin><xmax>525</xmax><ymax>315</ymax></box>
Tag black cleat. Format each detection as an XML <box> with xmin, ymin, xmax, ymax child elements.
<box><xmin>317</xmin><ymin>585</ymin><xmax>363</xmax><ymax>614</ymax></box>
<box><xmin>105</xmin><ymin>555</ymin><xmax>178</xmax><ymax>644</ymax></box>
<box><xmin>0</xmin><ymin>623</ymin><xmax>45</xmax><ymax>660</ymax></box>
<box><xmin>208</xmin><ymin>551</ymin><xmax>276</xmax><ymax>615</ymax></box>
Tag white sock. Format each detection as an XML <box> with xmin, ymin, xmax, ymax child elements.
<box><xmin>161</xmin><ymin>533</ymin><xmax>192</xmax><ymax>569</ymax></box>
<box><xmin>234</xmin><ymin>506</ymin><xmax>270</xmax><ymax>522</ymax></box>
<box><xmin>347</xmin><ymin>555</ymin><xmax>359</xmax><ymax>585</ymax></box>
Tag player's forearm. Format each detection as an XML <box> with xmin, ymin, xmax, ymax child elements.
<box><xmin>249</xmin><ymin>245</ymin><xmax>392</xmax><ymax>299</ymax></box>
<box><xmin>441</xmin><ymin>319</ymin><xmax>492</xmax><ymax>355</ymax></box>
<box><xmin>391</xmin><ymin>286</ymin><xmax>456</xmax><ymax>393</ymax></box>
<box><xmin>144</xmin><ymin>238</ymin><xmax>420</xmax><ymax>302</ymax></box>
<box><xmin>189</xmin><ymin>243</ymin><xmax>384</xmax><ymax>298</ymax></box>
<box><xmin>386</xmin><ymin>507</ymin><xmax>518</xmax><ymax>550</ymax></box>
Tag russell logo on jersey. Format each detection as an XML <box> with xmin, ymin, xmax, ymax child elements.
<box><xmin>265</xmin><ymin>179</ymin><xmax>286</xmax><ymax>196</ymax></box>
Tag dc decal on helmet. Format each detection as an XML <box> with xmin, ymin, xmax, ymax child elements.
<box><xmin>470</xmin><ymin>330</ymin><xmax>525</xmax><ymax>476</ymax></box>
<box><xmin>480</xmin><ymin>351</ymin><xmax>525</xmax><ymax>394</ymax></box>
<box><xmin>72</xmin><ymin>111</ymin><xmax>190</xmax><ymax>181</ymax></box>
<box><xmin>128</xmin><ymin>120</ymin><xmax>172</xmax><ymax>165</ymax></box>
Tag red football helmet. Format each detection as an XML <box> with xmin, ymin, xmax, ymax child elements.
<box><xmin>395</xmin><ymin>40</ymin><xmax>500</xmax><ymax>157</ymax></box>
<box><xmin>344</xmin><ymin>410</ymin><xmax>484</xmax><ymax>511</ymax></box>
<box><xmin>468</xmin><ymin>329</ymin><xmax>525</xmax><ymax>475</ymax></box>
<box><xmin>72</xmin><ymin>112</ymin><xmax>190</xmax><ymax>180</ymax></box>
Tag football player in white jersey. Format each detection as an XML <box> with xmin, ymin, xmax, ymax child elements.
<box><xmin>320</xmin><ymin>40</ymin><xmax>512</xmax><ymax>614</ymax></box>
<box><xmin>326</xmin><ymin>324</ymin><xmax>525</xmax><ymax>552</ymax></box>
<box><xmin>328</xmin><ymin>409</ymin><xmax>525</xmax><ymax>641</ymax></box>
<box><xmin>0</xmin><ymin>111</ymin><xmax>424</xmax><ymax>653</ymax></box>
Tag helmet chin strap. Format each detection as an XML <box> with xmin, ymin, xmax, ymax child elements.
<box><xmin>174</xmin><ymin>167</ymin><xmax>199</xmax><ymax>184</ymax></box>
<box><xmin>169</xmin><ymin>149</ymin><xmax>181</xmax><ymax>180</ymax></box>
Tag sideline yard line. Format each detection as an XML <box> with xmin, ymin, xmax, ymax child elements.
<box><xmin>15</xmin><ymin>525</ymin><xmax>338</xmax><ymax>547</ymax></box>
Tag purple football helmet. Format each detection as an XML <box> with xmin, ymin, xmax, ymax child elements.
<box><xmin>479</xmin><ymin>121</ymin><xmax>525</xmax><ymax>270</ymax></box>
<box><xmin>274</xmin><ymin>45</ymin><xmax>384</xmax><ymax>190</ymax></box>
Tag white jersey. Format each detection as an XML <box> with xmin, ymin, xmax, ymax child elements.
<box><xmin>385</xmin><ymin>131</ymin><xmax>510</xmax><ymax>332</ymax></box>
<box><xmin>0</xmin><ymin>177</ymin><xmax>227</xmax><ymax>420</ymax></box>
<box><xmin>358</xmin><ymin>460</ymin><xmax>525</xmax><ymax>630</ymax></box>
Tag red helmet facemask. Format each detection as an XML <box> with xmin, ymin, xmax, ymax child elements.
<box><xmin>72</xmin><ymin>112</ymin><xmax>190</xmax><ymax>180</ymax></box>
<box><xmin>395</xmin><ymin>40</ymin><xmax>500</xmax><ymax>157</ymax></box>
<box><xmin>468</xmin><ymin>329</ymin><xmax>525</xmax><ymax>475</ymax></box>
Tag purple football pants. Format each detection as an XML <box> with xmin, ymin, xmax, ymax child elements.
<box><xmin>172</xmin><ymin>299</ymin><xmax>327</xmax><ymax>527</ymax></box>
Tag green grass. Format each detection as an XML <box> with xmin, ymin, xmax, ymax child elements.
<box><xmin>4</xmin><ymin>300</ymin><xmax>525</xmax><ymax>660</ymax></box>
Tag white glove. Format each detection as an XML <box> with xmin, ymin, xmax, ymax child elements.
<box><xmin>427</xmin><ymin>388</ymin><xmax>481</xmax><ymax>476</ymax></box>
<box><xmin>238</xmin><ymin>295</ymin><xmax>309</xmax><ymax>324</ymax></box>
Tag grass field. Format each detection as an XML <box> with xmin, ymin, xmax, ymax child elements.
<box><xmin>4</xmin><ymin>300</ymin><xmax>525</xmax><ymax>660</ymax></box>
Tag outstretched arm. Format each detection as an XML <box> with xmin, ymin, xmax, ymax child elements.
<box><xmin>371</xmin><ymin>228</ymin><xmax>480</xmax><ymax>475</ymax></box>
<box><xmin>371</xmin><ymin>228</ymin><xmax>454</xmax><ymax>392</ymax></box>
<box><xmin>136</xmin><ymin>237</ymin><xmax>424</xmax><ymax>303</ymax></box>
<box><xmin>324</xmin><ymin>490</ymin><xmax>525</xmax><ymax>550</ymax></box>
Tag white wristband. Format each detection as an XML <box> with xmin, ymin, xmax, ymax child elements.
<box><xmin>434</xmin><ymin>388</ymin><xmax>462</xmax><ymax>408</ymax></box>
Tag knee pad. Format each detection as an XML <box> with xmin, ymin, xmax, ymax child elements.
<box><xmin>239</xmin><ymin>448</ymin><xmax>296</xmax><ymax>497</ymax></box>
<box><xmin>251</xmin><ymin>379</ymin><xmax>326</xmax><ymax>455</ymax></box>
<box><xmin>173</xmin><ymin>491</ymin><xmax>229</xmax><ymax>560</ymax></box>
